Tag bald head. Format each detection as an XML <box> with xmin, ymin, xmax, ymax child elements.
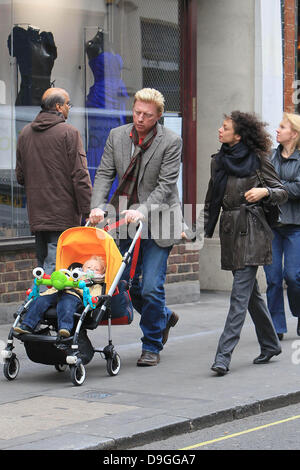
<box><xmin>41</xmin><ymin>88</ymin><xmax>71</xmax><ymax>119</ymax></box>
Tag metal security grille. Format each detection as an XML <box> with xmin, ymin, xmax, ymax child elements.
<box><xmin>141</xmin><ymin>2</ymin><xmax>182</xmax><ymax>113</ymax></box>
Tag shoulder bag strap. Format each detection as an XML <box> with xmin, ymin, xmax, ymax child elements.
<box><xmin>256</xmin><ymin>169</ymin><xmax>265</xmax><ymax>188</ymax></box>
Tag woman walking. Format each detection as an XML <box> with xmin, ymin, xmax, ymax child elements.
<box><xmin>203</xmin><ymin>111</ymin><xmax>288</xmax><ymax>376</ymax></box>
<box><xmin>264</xmin><ymin>113</ymin><xmax>300</xmax><ymax>340</ymax></box>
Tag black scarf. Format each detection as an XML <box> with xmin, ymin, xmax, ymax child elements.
<box><xmin>205</xmin><ymin>141</ymin><xmax>260</xmax><ymax>237</ymax></box>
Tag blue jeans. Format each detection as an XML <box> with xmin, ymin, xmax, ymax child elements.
<box><xmin>35</xmin><ymin>231</ymin><xmax>62</xmax><ymax>275</ymax></box>
<box><xmin>23</xmin><ymin>292</ymin><xmax>82</xmax><ymax>332</ymax></box>
<box><xmin>264</xmin><ymin>226</ymin><xmax>300</xmax><ymax>333</ymax></box>
<box><xmin>119</xmin><ymin>237</ymin><xmax>173</xmax><ymax>354</ymax></box>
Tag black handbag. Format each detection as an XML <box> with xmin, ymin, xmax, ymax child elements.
<box><xmin>256</xmin><ymin>170</ymin><xmax>281</xmax><ymax>227</ymax></box>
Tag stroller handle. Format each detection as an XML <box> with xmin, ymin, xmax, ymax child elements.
<box><xmin>82</xmin><ymin>216</ymin><xmax>143</xmax><ymax>299</ymax></box>
<box><xmin>85</xmin><ymin>211</ymin><xmax>108</xmax><ymax>227</ymax></box>
<box><xmin>86</xmin><ymin>215</ymin><xmax>143</xmax><ymax>234</ymax></box>
<box><xmin>106</xmin><ymin>220</ymin><xmax>142</xmax><ymax>298</ymax></box>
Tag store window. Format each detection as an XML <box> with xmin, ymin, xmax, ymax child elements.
<box><xmin>141</xmin><ymin>18</ymin><xmax>180</xmax><ymax>112</ymax></box>
<box><xmin>0</xmin><ymin>0</ymin><xmax>183</xmax><ymax>240</ymax></box>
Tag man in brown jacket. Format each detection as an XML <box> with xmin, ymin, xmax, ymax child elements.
<box><xmin>15</xmin><ymin>87</ymin><xmax>92</xmax><ymax>274</ymax></box>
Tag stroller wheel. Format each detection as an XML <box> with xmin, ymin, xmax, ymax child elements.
<box><xmin>55</xmin><ymin>364</ymin><xmax>67</xmax><ymax>372</ymax></box>
<box><xmin>106</xmin><ymin>353</ymin><xmax>121</xmax><ymax>377</ymax></box>
<box><xmin>3</xmin><ymin>354</ymin><xmax>20</xmax><ymax>381</ymax></box>
<box><xmin>70</xmin><ymin>361</ymin><xmax>86</xmax><ymax>386</ymax></box>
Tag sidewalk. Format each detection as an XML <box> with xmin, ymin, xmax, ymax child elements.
<box><xmin>0</xmin><ymin>287</ymin><xmax>300</xmax><ymax>450</ymax></box>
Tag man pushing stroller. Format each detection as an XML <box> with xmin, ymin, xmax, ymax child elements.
<box><xmin>89</xmin><ymin>88</ymin><xmax>181</xmax><ymax>366</ymax></box>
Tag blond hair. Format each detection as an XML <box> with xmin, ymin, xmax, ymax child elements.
<box><xmin>283</xmin><ymin>112</ymin><xmax>300</xmax><ymax>150</ymax></box>
<box><xmin>133</xmin><ymin>88</ymin><xmax>165</xmax><ymax>115</ymax></box>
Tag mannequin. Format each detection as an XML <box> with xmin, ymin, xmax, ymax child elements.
<box><xmin>8</xmin><ymin>25</ymin><xmax>57</xmax><ymax>106</ymax></box>
<box><xmin>85</xmin><ymin>29</ymin><xmax>128</xmax><ymax>191</ymax></box>
<box><xmin>7</xmin><ymin>25</ymin><xmax>57</xmax><ymax>238</ymax></box>
<box><xmin>86</xmin><ymin>29</ymin><xmax>105</xmax><ymax>61</ymax></box>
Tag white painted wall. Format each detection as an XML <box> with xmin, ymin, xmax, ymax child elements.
<box><xmin>198</xmin><ymin>0</ymin><xmax>283</xmax><ymax>291</ymax></box>
<box><xmin>254</xmin><ymin>0</ymin><xmax>283</xmax><ymax>144</ymax></box>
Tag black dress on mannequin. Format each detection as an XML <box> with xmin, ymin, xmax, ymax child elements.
<box><xmin>86</xmin><ymin>29</ymin><xmax>105</xmax><ymax>61</ymax></box>
<box><xmin>7</xmin><ymin>26</ymin><xmax>57</xmax><ymax>238</ymax></box>
<box><xmin>85</xmin><ymin>30</ymin><xmax>128</xmax><ymax>190</ymax></box>
<box><xmin>8</xmin><ymin>26</ymin><xmax>57</xmax><ymax>106</ymax></box>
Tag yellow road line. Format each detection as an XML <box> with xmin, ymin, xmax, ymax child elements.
<box><xmin>180</xmin><ymin>414</ymin><xmax>300</xmax><ymax>450</ymax></box>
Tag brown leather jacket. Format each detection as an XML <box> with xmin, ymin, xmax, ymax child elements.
<box><xmin>204</xmin><ymin>155</ymin><xmax>288</xmax><ymax>270</ymax></box>
<box><xmin>16</xmin><ymin>111</ymin><xmax>92</xmax><ymax>233</ymax></box>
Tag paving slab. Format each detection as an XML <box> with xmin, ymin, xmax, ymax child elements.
<box><xmin>0</xmin><ymin>290</ymin><xmax>299</xmax><ymax>450</ymax></box>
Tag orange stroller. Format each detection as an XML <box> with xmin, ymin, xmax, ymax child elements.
<box><xmin>2</xmin><ymin>221</ymin><xmax>142</xmax><ymax>386</ymax></box>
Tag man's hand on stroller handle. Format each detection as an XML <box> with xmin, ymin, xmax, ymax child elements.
<box><xmin>121</xmin><ymin>209</ymin><xmax>145</xmax><ymax>224</ymax></box>
<box><xmin>88</xmin><ymin>208</ymin><xmax>145</xmax><ymax>226</ymax></box>
<box><xmin>88</xmin><ymin>208</ymin><xmax>106</xmax><ymax>225</ymax></box>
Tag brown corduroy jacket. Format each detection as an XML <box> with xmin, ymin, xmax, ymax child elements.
<box><xmin>16</xmin><ymin>111</ymin><xmax>92</xmax><ymax>233</ymax></box>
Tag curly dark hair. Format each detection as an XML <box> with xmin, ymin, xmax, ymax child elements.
<box><xmin>225</xmin><ymin>110</ymin><xmax>273</xmax><ymax>157</ymax></box>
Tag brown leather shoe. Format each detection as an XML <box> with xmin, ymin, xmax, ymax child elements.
<box><xmin>137</xmin><ymin>351</ymin><xmax>160</xmax><ymax>367</ymax></box>
<box><xmin>162</xmin><ymin>312</ymin><xmax>179</xmax><ymax>345</ymax></box>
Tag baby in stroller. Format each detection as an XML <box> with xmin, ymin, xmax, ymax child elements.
<box><xmin>2</xmin><ymin>224</ymin><xmax>142</xmax><ymax>385</ymax></box>
<box><xmin>14</xmin><ymin>255</ymin><xmax>106</xmax><ymax>338</ymax></box>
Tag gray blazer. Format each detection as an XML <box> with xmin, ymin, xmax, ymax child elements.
<box><xmin>91</xmin><ymin>122</ymin><xmax>182</xmax><ymax>247</ymax></box>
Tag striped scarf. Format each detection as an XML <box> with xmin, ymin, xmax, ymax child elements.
<box><xmin>109</xmin><ymin>124</ymin><xmax>157</xmax><ymax>213</ymax></box>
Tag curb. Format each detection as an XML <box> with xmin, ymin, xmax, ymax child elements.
<box><xmin>93</xmin><ymin>390</ymin><xmax>300</xmax><ymax>450</ymax></box>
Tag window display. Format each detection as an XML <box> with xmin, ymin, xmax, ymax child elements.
<box><xmin>8</xmin><ymin>25</ymin><xmax>57</xmax><ymax>106</ymax></box>
<box><xmin>85</xmin><ymin>27</ymin><xmax>128</xmax><ymax>194</ymax></box>
<box><xmin>0</xmin><ymin>0</ymin><xmax>182</xmax><ymax>240</ymax></box>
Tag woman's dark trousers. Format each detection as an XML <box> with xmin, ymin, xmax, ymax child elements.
<box><xmin>213</xmin><ymin>265</ymin><xmax>281</xmax><ymax>369</ymax></box>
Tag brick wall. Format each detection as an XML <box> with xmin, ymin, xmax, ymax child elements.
<box><xmin>167</xmin><ymin>242</ymin><xmax>199</xmax><ymax>283</ymax></box>
<box><xmin>283</xmin><ymin>0</ymin><xmax>297</xmax><ymax>112</ymax></box>
<box><xmin>0</xmin><ymin>241</ymin><xmax>200</xmax><ymax>304</ymax></box>
<box><xmin>0</xmin><ymin>249</ymin><xmax>37</xmax><ymax>303</ymax></box>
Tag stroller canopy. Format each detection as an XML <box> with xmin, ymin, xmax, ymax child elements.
<box><xmin>56</xmin><ymin>226</ymin><xmax>122</xmax><ymax>293</ymax></box>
